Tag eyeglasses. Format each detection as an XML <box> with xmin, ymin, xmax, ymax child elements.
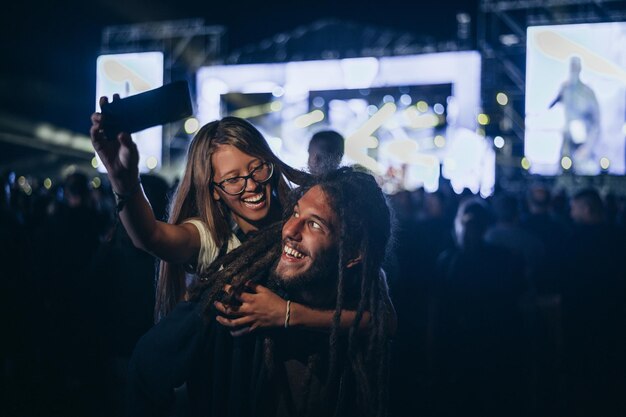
<box><xmin>212</xmin><ymin>161</ymin><xmax>274</xmax><ymax>196</ymax></box>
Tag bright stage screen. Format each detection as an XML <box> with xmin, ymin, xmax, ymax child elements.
<box><xmin>197</xmin><ymin>52</ymin><xmax>493</xmax><ymax>195</ymax></box>
<box><xmin>95</xmin><ymin>52</ymin><xmax>164</xmax><ymax>173</ymax></box>
<box><xmin>525</xmin><ymin>22</ymin><xmax>626</xmax><ymax>176</ymax></box>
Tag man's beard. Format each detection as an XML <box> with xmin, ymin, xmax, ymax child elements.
<box><xmin>269</xmin><ymin>248</ymin><xmax>339</xmax><ymax>309</ymax></box>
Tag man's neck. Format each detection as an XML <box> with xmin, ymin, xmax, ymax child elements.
<box><xmin>290</xmin><ymin>287</ymin><xmax>337</xmax><ymax>310</ymax></box>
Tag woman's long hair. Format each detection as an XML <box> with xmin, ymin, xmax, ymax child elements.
<box><xmin>155</xmin><ymin>116</ymin><xmax>308</xmax><ymax>321</ymax></box>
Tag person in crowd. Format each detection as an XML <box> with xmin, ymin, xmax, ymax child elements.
<box><xmin>129</xmin><ymin>167</ymin><xmax>394</xmax><ymax>417</ymax></box>
<box><xmin>560</xmin><ymin>188</ymin><xmax>626</xmax><ymax>416</ymax></box>
<box><xmin>88</xmin><ymin>173</ymin><xmax>171</xmax><ymax>415</ymax></box>
<box><xmin>521</xmin><ymin>182</ymin><xmax>569</xmax><ymax>295</ymax></box>
<box><xmin>307</xmin><ymin>130</ymin><xmax>344</xmax><ymax>175</ymax></box>
<box><xmin>430</xmin><ymin>198</ymin><xmax>527</xmax><ymax>417</ymax></box>
<box><xmin>485</xmin><ymin>193</ymin><xmax>545</xmax><ymax>284</ymax></box>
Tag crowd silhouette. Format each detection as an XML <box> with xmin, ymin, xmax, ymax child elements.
<box><xmin>2</xmin><ymin>169</ymin><xmax>626</xmax><ymax>416</ymax></box>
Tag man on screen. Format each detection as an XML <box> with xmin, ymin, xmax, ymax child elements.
<box><xmin>548</xmin><ymin>56</ymin><xmax>601</xmax><ymax>171</ymax></box>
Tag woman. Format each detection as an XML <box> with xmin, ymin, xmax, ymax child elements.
<box><xmin>91</xmin><ymin>97</ymin><xmax>379</xmax><ymax>331</ymax></box>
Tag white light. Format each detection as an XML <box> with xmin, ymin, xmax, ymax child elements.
<box><xmin>266</xmin><ymin>136</ymin><xmax>283</xmax><ymax>155</ymax></box>
<box><xmin>433</xmin><ymin>103</ymin><xmax>444</xmax><ymax>115</ymax></box>
<box><xmin>600</xmin><ymin>157</ymin><xmax>610</xmax><ymax>170</ymax></box>
<box><xmin>44</xmin><ymin>178</ymin><xmax>52</xmax><ymax>189</ymax></box>
<box><xmin>201</xmin><ymin>78</ymin><xmax>229</xmax><ymax>105</ymax></box>
<box><xmin>496</xmin><ymin>92</ymin><xmax>509</xmax><ymax>106</ymax></box>
<box><xmin>340</xmin><ymin>57</ymin><xmax>379</xmax><ymax>89</ymax></box>
<box><xmin>494</xmin><ymin>136</ymin><xmax>505</xmax><ymax>148</ymax></box>
<box><xmin>561</xmin><ymin>156</ymin><xmax>572</xmax><ymax>170</ymax></box>
<box><xmin>184</xmin><ymin>118</ymin><xmax>200</xmax><ymax>134</ymax></box>
<box><xmin>400</xmin><ymin>94</ymin><xmax>412</xmax><ymax>106</ymax></box>
<box><xmin>383</xmin><ymin>95</ymin><xmax>395</xmax><ymax>104</ymax></box>
<box><xmin>313</xmin><ymin>97</ymin><xmax>325</xmax><ymax>108</ymax></box>
<box><xmin>367</xmin><ymin>105</ymin><xmax>378</xmax><ymax>116</ymax></box>
<box><xmin>294</xmin><ymin>110</ymin><xmax>325</xmax><ymax>128</ymax></box>
<box><xmin>146</xmin><ymin>156</ymin><xmax>158</xmax><ymax>170</ymax></box>
<box><xmin>91</xmin><ymin>157</ymin><xmax>99</xmax><ymax>169</ymax></box>
<box><xmin>499</xmin><ymin>34</ymin><xmax>520</xmax><ymax>46</ymax></box>
<box><xmin>434</xmin><ymin>135</ymin><xmax>446</xmax><ymax>148</ymax></box>
<box><xmin>272</xmin><ymin>86</ymin><xmax>285</xmax><ymax>97</ymax></box>
<box><xmin>405</xmin><ymin>107</ymin><xmax>440</xmax><ymax>129</ymax></box>
<box><xmin>35</xmin><ymin>124</ymin><xmax>54</xmax><ymax>140</ymax></box>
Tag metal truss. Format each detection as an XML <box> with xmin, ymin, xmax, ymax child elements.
<box><xmin>101</xmin><ymin>19</ymin><xmax>226</xmax><ymax>75</ymax></box>
<box><xmin>223</xmin><ymin>19</ymin><xmax>462</xmax><ymax>65</ymax></box>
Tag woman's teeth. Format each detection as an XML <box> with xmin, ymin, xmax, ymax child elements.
<box><xmin>284</xmin><ymin>245</ymin><xmax>304</xmax><ymax>259</ymax></box>
<box><xmin>243</xmin><ymin>193</ymin><xmax>264</xmax><ymax>203</ymax></box>
<box><xmin>243</xmin><ymin>193</ymin><xmax>265</xmax><ymax>208</ymax></box>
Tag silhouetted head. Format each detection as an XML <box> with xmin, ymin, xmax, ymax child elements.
<box><xmin>307</xmin><ymin>130</ymin><xmax>345</xmax><ymax>175</ymax></box>
<box><xmin>454</xmin><ymin>197</ymin><xmax>491</xmax><ymax>250</ymax></box>
<box><xmin>526</xmin><ymin>183</ymin><xmax>551</xmax><ymax>214</ymax></box>
<box><xmin>64</xmin><ymin>171</ymin><xmax>91</xmax><ymax>208</ymax></box>
<box><xmin>570</xmin><ymin>187</ymin><xmax>604</xmax><ymax>225</ymax></box>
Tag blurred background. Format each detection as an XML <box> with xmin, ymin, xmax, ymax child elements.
<box><xmin>2</xmin><ymin>0</ymin><xmax>626</xmax><ymax>416</ymax></box>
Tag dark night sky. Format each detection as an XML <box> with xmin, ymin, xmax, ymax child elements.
<box><xmin>0</xmin><ymin>0</ymin><xmax>478</xmax><ymax>136</ymax></box>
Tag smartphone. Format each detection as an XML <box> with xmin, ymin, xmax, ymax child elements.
<box><xmin>100</xmin><ymin>80</ymin><xmax>193</xmax><ymax>139</ymax></box>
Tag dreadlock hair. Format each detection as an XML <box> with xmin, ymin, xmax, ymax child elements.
<box><xmin>314</xmin><ymin>166</ymin><xmax>393</xmax><ymax>417</ymax></box>
<box><xmin>186</xmin><ymin>221</ymin><xmax>284</xmax><ymax>304</ymax></box>
<box><xmin>155</xmin><ymin>116</ymin><xmax>308</xmax><ymax>322</ymax></box>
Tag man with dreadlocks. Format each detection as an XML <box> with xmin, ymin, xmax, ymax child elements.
<box><xmin>128</xmin><ymin>167</ymin><xmax>394</xmax><ymax>417</ymax></box>
<box><xmin>208</xmin><ymin>167</ymin><xmax>394</xmax><ymax>417</ymax></box>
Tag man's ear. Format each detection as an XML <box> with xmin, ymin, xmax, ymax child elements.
<box><xmin>346</xmin><ymin>255</ymin><xmax>362</xmax><ymax>269</ymax></box>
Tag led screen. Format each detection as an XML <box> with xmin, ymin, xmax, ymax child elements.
<box><xmin>526</xmin><ymin>22</ymin><xmax>626</xmax><ymax>175</ymax></box>
<box><xmin>197</xmin><ymin>52</ymin><xmax>492</xmax><ymax>195</ymax></box>
<box><xmin>95</xmin><ymin>52</ymin><xmax>164</xmax><ymax>173</ymax></box>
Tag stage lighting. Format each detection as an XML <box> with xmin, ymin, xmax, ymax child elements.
<box><xmin>561</xmin><ymin>156</ymin><xmax>572</xmax><ymax>170</ymax></box>
<box><xmin>600</xmin><ymin>157</ymin><xmax>610</xmax><ymax>170</ymax></box>
<box><xmin>184</xmin><ymin>118</ymin><xmax>200</xmax><ymax>134</ymax></box>
<box><xmin>146</xmin><ymin>156</ymin><xmax>158</xmax><ymax>170</ymax></box>
<box><xmin>494</xmin><ymin>136</ymin><xmax>505</xmax><ymax>149</ymax></box>
<box><xmin>272</xmin><ymin>86</ymin><xmax>285</xmax><ymax>97</ymax></box>
<box><xmin>496</xmin><ymin>92</ymin><xmax>508</xmax><ymax>106</ymax></box>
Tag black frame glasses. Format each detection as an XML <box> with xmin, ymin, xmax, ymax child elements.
<box><xmin>212</xmin><ymin>161</ymin><xmax>274</xmax><ymax>196</ymax></box>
